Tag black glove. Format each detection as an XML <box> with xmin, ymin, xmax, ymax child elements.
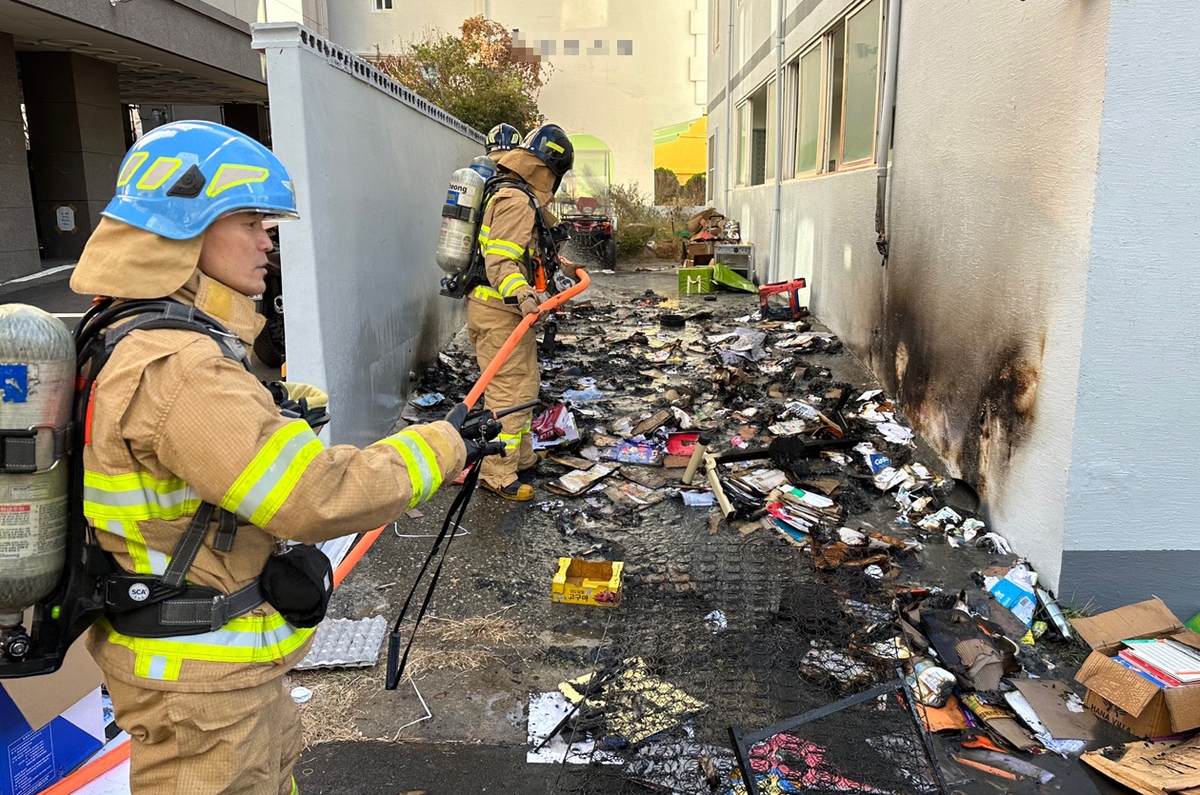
<box><xmin>444</xmin><ymin>402</ymin><xmax>468</xmax><ymax>430</ymax></box>
<box><xmin>464</xmin><ymin>439</ymin><xmax>507</xmax><ymax>466</ymax></box>
<box><xmin>444</xmin><ymin>402</ymin><xmax>502</xmax><ymax>442</ymax></box>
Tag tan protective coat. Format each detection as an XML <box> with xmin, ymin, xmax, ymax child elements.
<box><xmin>75</xmin><ymin>222</ymin><xmax>465</xmax><ymax>794</ymax></box>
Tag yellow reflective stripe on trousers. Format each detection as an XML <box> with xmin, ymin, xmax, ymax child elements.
<box><xmin>83</xmin><ymin>471</ymin><xmax>201</xmax><ymax>523</ymax></box>
<box><xmin>221</xmin><ymin>421</ymin><xmax>324</xmax><ymax>527</ymax></box>
<box><xmin>101</xmin><ymin>613</ymin><xmax>316</xmax><ymax>668</ymax></box>
<box><xmin>376</xmin><ymin>429</ymin><xmax>442</xmax><ymax>509</ymax></box>
<box><xmin>96</xmin><ymin>518</ymin><xmax>169</xmax><ymax>576</ymax></box>
<box><xmin>498</xmin><ymin>431</ymin><xmax>521</xmax><ymax>451</ymax></box>
<box><xmin>498</xmin><ymin>272</ymin><xmax>528</xmax><ymax>298</ymax></box>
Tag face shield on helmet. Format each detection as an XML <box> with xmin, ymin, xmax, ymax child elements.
<box><xmin>521</xmin><ymin>124</ymin><xmax>575</xmax><ymax>193</ymax></box>
<box><xmin>102</xmin><ymin>120</ymin><xmax>299</xmax><ymax>240</ymax></box>
<box><xmin>485</xmin><ymin>123</ymin><xmax>523</xmax><ymax>154</ymax></box>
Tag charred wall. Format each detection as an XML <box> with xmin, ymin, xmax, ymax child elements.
<box><xmin>863</xmin><ymin>0</ymin><xmax>1111</xmax><ymax>588</ymax></box>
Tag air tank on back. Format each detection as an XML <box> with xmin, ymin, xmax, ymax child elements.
<box><xmin>0</xmin><ymin>305</ymin><xmax>74</xmax><ymax>634</ymax></box>
<box><xmin>435</xmin><ymin>156</ymin><xmax>497</xmax><ymax>274</ymax></box>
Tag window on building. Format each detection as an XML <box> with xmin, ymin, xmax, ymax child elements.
<box><xmin>764</xmin><ymin>79</ymin><xmax>777</xmax><ymax>182</ymax></box>
<box><xmin>841</xmin><ymin>0</ymin><xmax>882</xmax><ymax>163</ymax></box>
<box><xmin>737</xmin><ymin>4</ymin><xmax>748</xmax><ymax>68</ymax></box>
<box><xmin>824</xmin><ymin>23</ymin><xmax>845</xmax><ymax>172</ymax></box>
<box><xmin>795</xmin><ymin>43</ymin><xmax>823</xmax><ymax>175</ymax></box>
<box><xmin>372</xmin><ymin>0</ymin><xmax>393</xmax><ymax>10</ymax></box>
<box><xmin>749</xmin><ymin>83</ymin><xmax>768</xmax><ymax>185</ymax></box>
<box><xmin>707</xmin><ymin>132</ymin><xmax>717</xmax><ymax>200</ymax></box>
<box><xmin>736</xmin><ymin>103</ymin><xmax>749</xmax><ymax>186</ymax></box>
<box><xmin>712</xmin><ymin>0</ymin><xmax>721</xmax><ymax>50</ymax></box>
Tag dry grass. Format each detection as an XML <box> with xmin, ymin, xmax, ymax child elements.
<box><xmin>288</xmin><ymin>670</ymin><xmax>381</xmax><ymax>747</ymax></box>
<box><xmin>426</xmin><ymin>611</ymin><xmax>524</xmax><ymax>645</ymax></box>
<box><xmin>288</xmin><ymin>608</ymin><xmax>532</xmax><ymax>747</ymax></box>
<box><xmin>403</xmin><ymin>609</ymin><xmax>527</xmax><ymax>679</ymax></box>
<box><xmin>403</xmin><ymin>648</ymin><xmax>498</xmax><ymax>680</ymax></box>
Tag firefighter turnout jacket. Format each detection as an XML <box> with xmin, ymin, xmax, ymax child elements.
<box><xmin>83</xmin><ymin>271</ymin><xmax>466</xmax><ymax>691</ymax></box>
<box><xmin>468</xmin><ymin>184</ymin><xmax>541</xmax><ymax>312</ymax></box>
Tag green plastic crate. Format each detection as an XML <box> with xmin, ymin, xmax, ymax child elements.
<box><xmin>679</xmin><ymin>266</ymin><xmax>714</xmax><ymax>295</ymax></box>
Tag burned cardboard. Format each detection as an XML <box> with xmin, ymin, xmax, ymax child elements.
<box><xmin>1082</xmin><ymin>736</ymin><xmax>1200</xmax><ymax>795</ymax></box>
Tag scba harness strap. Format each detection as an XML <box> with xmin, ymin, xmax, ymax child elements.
<box><xmin>441</xmin><ymin>176</ymin><xmax>567</xmax><ymax>299</ymax></box>
<box><xmin>78</xmin><ymin>299</ymin><xmax>328</xmax><ymax>638</ymax></box>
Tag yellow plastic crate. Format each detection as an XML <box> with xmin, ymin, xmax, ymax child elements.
<box><xmin>551</xmin><ymin>558</ymin><xmax>624</xmax><ymax>607</ymax></box>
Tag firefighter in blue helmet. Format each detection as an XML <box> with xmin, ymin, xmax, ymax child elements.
<box><xmin>485</xmin><ymin>122</ymin><xmax>523</xmax><ymax>154</ymax></box>
<box><xmin>72</xmin><ymin>121</ymin><xmax>491</xmax><ymax>794</ymax></box>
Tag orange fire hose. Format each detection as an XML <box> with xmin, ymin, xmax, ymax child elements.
<box><xmin>463</xmin><ymin>268</ymin><xmax>591</xmax><ymax>409</ymax></box>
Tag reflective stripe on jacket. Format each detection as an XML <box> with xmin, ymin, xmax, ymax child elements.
<box><xmin>468</xmin><ymin>186</ymin><xmax>540</xmax><ymax>311</ymax></box>
<box><xmin>84</xmin><ymin>272</ymin><xmax>466</xmax><ymax>692</ymax></box>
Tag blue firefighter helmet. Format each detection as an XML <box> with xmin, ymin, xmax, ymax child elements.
<box><xmin>102</xmin><ymin>121</ymin><xmax>298</xmax><ymax>240</ymax></box>
<box><xmin>485</xmin><ymin>123</ymin><xmax>523</xmax><ymax>154</ymax></box>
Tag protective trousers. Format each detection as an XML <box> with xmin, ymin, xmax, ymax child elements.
<box><xmin>467</xmin><ymin>298</ymin><xmax>539</xmax><ymax>488</ymax></box>
<box><xmin>106</xmin><ymin>675</ymin><xmax>302</xmax><ymax>795</ymax></box>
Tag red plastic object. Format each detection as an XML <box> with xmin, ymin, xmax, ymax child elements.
<box><xmin>758</xmin><ymin>278</ymin><xmax>808</xmax><ymax>320</ymax></box>
<box><xmin>531</xmin><ymin>404</ymin><xmax>570</xmax><ymax>442</ymax></box>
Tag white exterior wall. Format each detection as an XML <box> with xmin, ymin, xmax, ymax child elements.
<box><xmin>206</xmin><ymin>0</ymin><xmax>329</xmax><ymax>37</ymax></box>
<box><xmin>1058</xmin><ymin>1</ymin><xmax>1200</xmax><ymax>617</ymax></box>
<box><xmin>326</xmin><ymin>0</ymin><xmax>706</xmax><ymax>191</ymax></box>
<box><xmin>253</xmin><ymin>23</ymin><xmax>483</xmax><ymax>446</ymax></box>
<box><xmin>880</xmin><ymin>0</ymin><xmax>1110</xmax><ymax>592</ymax></box>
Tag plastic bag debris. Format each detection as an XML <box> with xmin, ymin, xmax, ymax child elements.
<box><xmin>409</xmin><ymin>392</ymin><xmax>445</xmax><ymax>408</ymax></box>
<box><xmin>984</xmin><ymin>564</ymin><xmax>1038</xmax><ymax>626</ymax></box>
<box><xmin>563</xmin><ymin>385</ymin><xmax>605</xmax><ymax>402</ymax></box>
<box><xmin>704</xmin><ymin>610</ymin><xmax>728</xmax><ymax>633</ymax></box>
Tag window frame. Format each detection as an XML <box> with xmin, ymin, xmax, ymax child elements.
<box><xmin>713</xmin><ymin>0</ymin><xmax>721</xmax><ymax>51</ymax></box>
<box><xmin>372</xmin><ymin>0</ymin><xmax>394</xmax><ymax>11</ymax></box>
<box><xmin>792</xmin><ymin>39</ymin><xmax>826</xmax><ymax>179</ymax></box>
<box><xmin>836</xmin><ymin>0</ymin><xmax>883</xmax><ymax>169</ymax></box>
<box><xmin>736</xmin><ymin>101</ymin><xmax>750</xmax><ymax>187</ymax></box>
<box><xmin>707</xmin><ymin>131</ymin><xmax>717</xmax><ymax>201</ymax></box>
<box><xmin>779</xmin><ymin>0</ymin><xmax>884</xmax><ymax>183</ymax></box>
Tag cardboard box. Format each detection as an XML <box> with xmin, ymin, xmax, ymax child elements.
<box><xmin>0</xmin><ymin>640</ymin><xmax>106</xmax><ymax>795</ymax></box>
<box><xmin>551</xmin><ymin>558</ymin><xmax>623</xmax><ymax>607</ymax></box>
<box><xmin>1072</xmin><ymin>598</ymin><xmax>1200</xmax><ymax>737</ymax></box>
<box><xmin>686</xmin><ymin>241</ymin><xmax>715</xmax><ymax>268</ymax></box>
<box><xmin>679</xmin><ymin>267</ymin><xmax>714</xmax><ymax>295</ymax></box>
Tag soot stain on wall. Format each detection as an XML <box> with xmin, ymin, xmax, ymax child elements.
<box><xmin>872</xmin><ymin>268</ymin><xmax>1044</xmax><ymax>499</ymax></box>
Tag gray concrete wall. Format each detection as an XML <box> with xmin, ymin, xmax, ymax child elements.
<box><xmin>1058</xmin><ymin>1</ymin><xmax>1200</xmax><ymax>619</ymax></box>
<box><xmin>0</xmin><ymin>34</ymin><xmax>39</xmax><ymax>280</ymax></box>
<box><xmin>13</xmin><ymin>0</ymin><xmax>263</xmax><ymax>83</ymax></box>
<box><xmin>253</xmin><ymin>23</ymin><xmax>483</xmax><ymax>447</ymax></box>
<box><xmin>20</xmin><ymin>52</ymin><xmax>125</xmax><ymax>262</ymax></box>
